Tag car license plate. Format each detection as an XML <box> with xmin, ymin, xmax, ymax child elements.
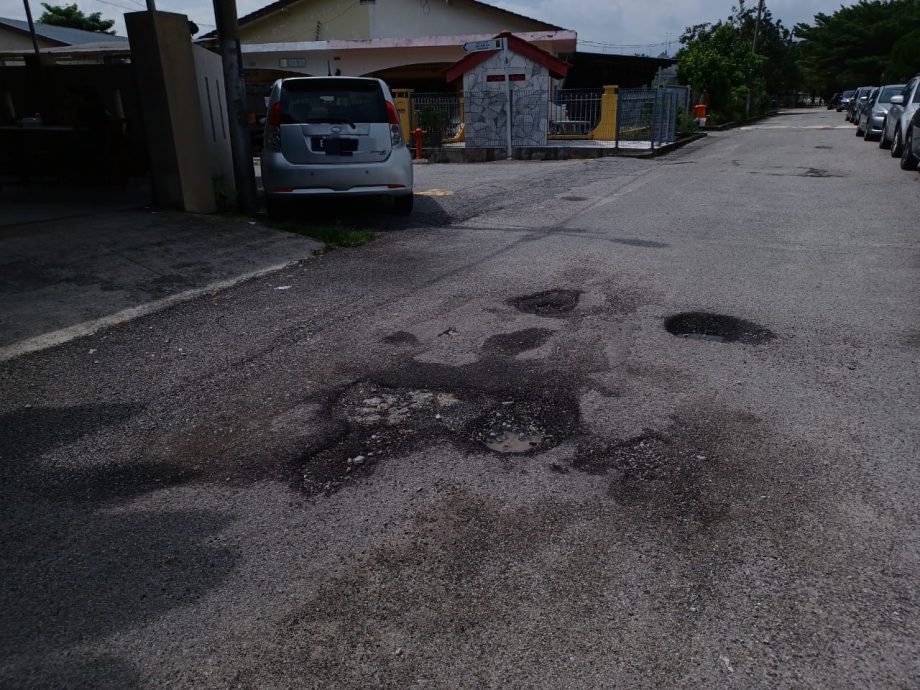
<box><xmin>315</xmin><ymin>137</ymin><xmax>357</xmax><ymax>155</ymax></box>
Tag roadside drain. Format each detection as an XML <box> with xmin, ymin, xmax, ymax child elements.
<box><xmin>664</xmin><ymin>312</ymin><xmax>775</xmax><ymax>344</ymax></box>
<box><xmin>509</xmin><ymin>289</ymin><xmax>581</xmax><ymax>317</ymax></box>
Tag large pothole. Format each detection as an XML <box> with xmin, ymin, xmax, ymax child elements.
<box><xmin>509</xmin><ymin>289</ymin><xmax>581</xmax><ymax>317</ymax></box>
<box><xmin>300</xmin><ymin>379</ymin><xmax>579</xmax><ymax>494</ymax></box>
<box><xmin>664</xmin><ymin>312</ymin><xmax>775</xmax><ymax>344</ymax></box>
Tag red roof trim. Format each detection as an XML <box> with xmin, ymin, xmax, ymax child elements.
<box><xmin>445</xmin><ymin>32</ymin><xmax>570</xmax><ymax>83</ymax></box>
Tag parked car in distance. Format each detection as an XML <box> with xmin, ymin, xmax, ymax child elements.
<box><xmin>837</xmin><ymin>89</ymin><xmax>855</xmax><ymax>112</ymax></box>
<box><xmin>858</xmin><ymin>84</ymin><xmax>904</xmax><ymax>139</ymax></box>
<box><xmin>900</xmin><ymin>107</ymin><xmax>920</xmax><ymax>170</ymax></box>
<box><xmin>881</xmin><ymin>74</ymin><xmax>920</xmax><ymax>155</ymax></box>
<box><xmin>260</xmin><ymin>76</ymin><xmax>414</xmax><ymax>217</ymax></box>
<box><xmin>847</xmin><ymin>86</ymin><xmax>873</xmax><ymax>122</ymax></box>
<box><xmin>854</xmin><ymin>87</ymin><xmax>878</xmax><ymax>134</ymax></box>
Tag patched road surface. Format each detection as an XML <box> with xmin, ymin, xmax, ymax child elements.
<box><xmin>2</xmin><ymin>110</ymin><xmax>919</xmax><ymax>688</ymax></box>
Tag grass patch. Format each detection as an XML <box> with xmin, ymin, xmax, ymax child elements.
<box><xmin>270</xmin><ymin>221</ymin><xmax>376</xmax><ymax>252</ymax></box>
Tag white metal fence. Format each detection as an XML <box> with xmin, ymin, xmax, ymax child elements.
<box><xmin>407</xmin><ymin>87</ymin><xmax>684</xmax><ymax>150</ymax></box>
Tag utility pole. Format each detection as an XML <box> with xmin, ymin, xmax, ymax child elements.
<box><xmin>21</xmin><ymin>0</ymin><xmax>41</xmax><ymax>58</ymax></box>
<box><xmin>746</xmin><ymin>0</ymin><xmax>766</xmax><ymax>118</ymax></box>
<box><xmin>752</xmin><ymin>0</ymin><xmax>765</xmax><ymax>52</ymax></box>
<box><xmin>213</xmin><ymin>0</ymin><xmax>258</xmax><ymax>214</ymax></box>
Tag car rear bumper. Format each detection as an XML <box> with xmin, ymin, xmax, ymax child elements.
<box><xmin>261</xmin><ymin>146</ymin><xmax>413</xmax><ymax>198</ymax></box>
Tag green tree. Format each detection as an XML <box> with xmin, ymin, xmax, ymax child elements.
<box><xmin>795</xmin><ymin>0</ymin><xmax>920</xmax><ymax>97</ymax></box>
<box><xmin>677</xmin><ymin>2</ymin><xmax>798</xmax><ymax>121</ymax></box>
<box><xmin>37</xmin><ymin>3</ymin><xmax>115</xmax><ymax>34</ymax></box>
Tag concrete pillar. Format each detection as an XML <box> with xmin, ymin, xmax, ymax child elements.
<box><xmin>126</xmin><ymin>11</ymin><xmax>216</xmax><ymax>213</ymax></box>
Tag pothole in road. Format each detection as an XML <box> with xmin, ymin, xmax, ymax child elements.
<box><xmin>509</xmin><ymin>289</ymin><xmax>581</xmax><ymax>317</ymax></box>
<box><xmin>300</xmin><ymin>378</ymin><xmax>579</xmax><ymax>494</ymax></box>
<box><xmin>473</xmin><ymin>399</ymin><xmax>576</xmax><ymax>455</ymax></box>
<box><xmin>482</xmin><ymin>328</ymin><xmax>555</xmax><ymax>355</ymax></box>
<box><xmin>664</xmin><ymin>312</ymin><xmax>775</xmax><ymax>344</ymax></box>
<box><xmin>561</xmin><ymin>195</ymin><xmax>588</xmax><ymax>201</ymax></box>
<box><xmin>814</xmin><ymin>145</ymin><xmax>832</xmax><ymax>149</ymax></box>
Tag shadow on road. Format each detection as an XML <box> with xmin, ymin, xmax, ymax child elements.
<box><xmin>0</xmin><ymin>404</ymin><xmax>239</xmax><ymax>685</ymax></box>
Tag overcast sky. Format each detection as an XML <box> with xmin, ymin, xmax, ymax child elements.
<box><xmin>1</xmin><ymin>0</ymin><xmax>847</xmax><ymax>51</ymax></box>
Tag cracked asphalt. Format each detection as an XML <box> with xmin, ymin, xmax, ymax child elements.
<box><xmin>2</xmin><ymin>109</ymin><xmax>919</xmax><ymax>688</ymax></box>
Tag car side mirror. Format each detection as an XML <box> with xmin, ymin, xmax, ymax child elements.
<box><xmin>890</xmin><ymin>95</ymin><xmax>905</xmax><ymax>105</ymax></box>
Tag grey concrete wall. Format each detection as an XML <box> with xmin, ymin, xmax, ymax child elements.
<box><xmin>126</xmin><ymin>11</ymin><xmax>215</xmax><ymax>213</ymax></box>
<box><xmin>192</xmin><ymin>45</ymin><xmax>235</xmax><ymax>206</ymax></box>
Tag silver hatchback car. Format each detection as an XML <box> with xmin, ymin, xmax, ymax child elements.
<box><xmin>261</xmin><ymin>77</ymin><xmax>413</xmax><ymax>215</ymax></box>
<box><xmin>880</xmin><ymin>74</ymin><xmax>920</xmax><ymax>156</ymax></box>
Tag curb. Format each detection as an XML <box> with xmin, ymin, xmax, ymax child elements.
<box><xmin>422</xmin><ymin>136</ymin><xmax>708</xmax><ymax>163</ymax></box>
<box><xmin>644</xmin><ymin>132</ymin><xmax>709</xmax><ymax>157</ymax></box>
<box><xmin>0</xmin><ymin>258</ymin><xmax>310</xmax><ymax>363</ymax></box>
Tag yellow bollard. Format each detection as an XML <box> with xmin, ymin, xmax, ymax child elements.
<box><xmin>589</xmin><ymin>85</ymin><xmax>618</xmax><ymax>141</ymax></box>
<box><xmin>392</xmin><ymin>89</ymin><xmax>413</xmax><ymax>144</ymax></box>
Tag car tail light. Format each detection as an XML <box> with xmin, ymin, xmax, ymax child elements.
<box><xmin>267</xmin><ymin>101</ymin><xmax>281</xmax><ymax>149</ymax></box>
<box><xmin>386</xmin><ymin>101</ymin><xmax>402</xmax><ymax>146</ymax></box>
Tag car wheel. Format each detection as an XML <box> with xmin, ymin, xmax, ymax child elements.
<box><xmin>855</xmin><ymin>120</ymin><xmax>864</xmax><ymax>135</ymax></box>
<box><xmin>891</xmin><ymin>127</ymin><xmax>903</xmax><ymax>157</ymax></box>
<box><xmin>863</xmin><ymin>126</ymin><xmax>874</xmax><ymax>141</ymax></box>
<box><xmin>879</xmin><ymin>128</ymin><xmax>891</xmax><ymax>149</ymax></box>
<box><xmin>392</xmin><ymin>194</ymin><xmax>414</xmax><ymax>215</ymax></box>
<box><xmin>900</xmin><ymin>129</ymin><xmax>919</xmax><ymax>170</ymax></box>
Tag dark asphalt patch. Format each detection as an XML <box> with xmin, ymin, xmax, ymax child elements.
<box><xmin>664</xmin><ymin>312</ymin><xmax>775</xmax><ymax>344</ymax></box>
<box><xmin>798</xmin><ymin>167</ymin><xmax>846</xmax><ymax>178</ymax></box>
<box><xmin>482</xmin><ymin>328</ymin><xmax>555</xmax><ymax>355</ymax></box>
<box><xmin>508</xmin><ymin>289</ymin><xmax>581</xmax><ymax>317</ymax></box>
<box><xmin>611</xmin><ymin>238</ymin><xmax>669</xmax><ymax>249</ymax></box>
<box><xmin>381</xmin><ymin>331</ymin><xmax>419</xmax><ymax>345</ymax></box>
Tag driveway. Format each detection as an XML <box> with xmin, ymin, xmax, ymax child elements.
<box><xmin>2</xmin><ymin>109</ymin><xmax>918</xmax><ymax>688</ymax></box>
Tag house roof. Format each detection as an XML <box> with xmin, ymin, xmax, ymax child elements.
<box><xmin>201</xmin><ymin>0</ymin><xmax>562</xmax><ymax>40</ymax></box>
<box><xmin>445</xmin><ymin>32</ymin><xmax>569</xmax><ymax>82</ymax></box>
<box><xmin>0</xmin><ymin>16</ymin><xmax>127</xmax><ymax>45</ymax></box>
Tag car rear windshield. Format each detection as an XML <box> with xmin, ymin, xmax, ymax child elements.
<box><xmin>279</xmin><ymin>79</ymin><xmax>388</xmax><ymax>125</ymax></box>
<box><xmin>841</xmin><ymin>90</ymin><xmax>855</xmax><ymax>97</ymax></box>
<box><xmin>878</xmin><ymin>86</ymin><xmax>903</xmax><ymax>103</ymax></box>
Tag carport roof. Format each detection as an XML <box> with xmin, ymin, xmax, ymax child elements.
<box><xmin>0</xmin><ymin>16</ymin><xmax>128</xmax><ymax>45</ymax></box>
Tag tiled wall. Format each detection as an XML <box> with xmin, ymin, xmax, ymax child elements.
<box><xmin>463</xmin><ymin>51</ymin><xmax>550</xmax><ymax>147</ymax></box>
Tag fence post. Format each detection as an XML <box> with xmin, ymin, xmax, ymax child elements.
<box><xmin>615</xmin><ymin>88</ymin><xmax>622</xmax><ymax>150</ymax></box>
<box><xmin>501</xmin><ymin>37</ymin><xmax>513</xmax><ymax>159</ymax></box>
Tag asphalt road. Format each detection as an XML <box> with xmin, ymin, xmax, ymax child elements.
<box><xmin>2</xmin><ymin>109</ymin><xmax>919</xmax><ymax>688</ymax></box>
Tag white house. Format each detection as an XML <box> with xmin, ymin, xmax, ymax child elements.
<box><xmin>200</xmin><ymin>0</ymin><xmax>576</xmax><ymax>91</ymax></box>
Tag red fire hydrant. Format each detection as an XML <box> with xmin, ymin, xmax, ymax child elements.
<box><xmin>413</xmin><ymin>127</ymin><xmax>425</xmax><ymax>160</ymax></box>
